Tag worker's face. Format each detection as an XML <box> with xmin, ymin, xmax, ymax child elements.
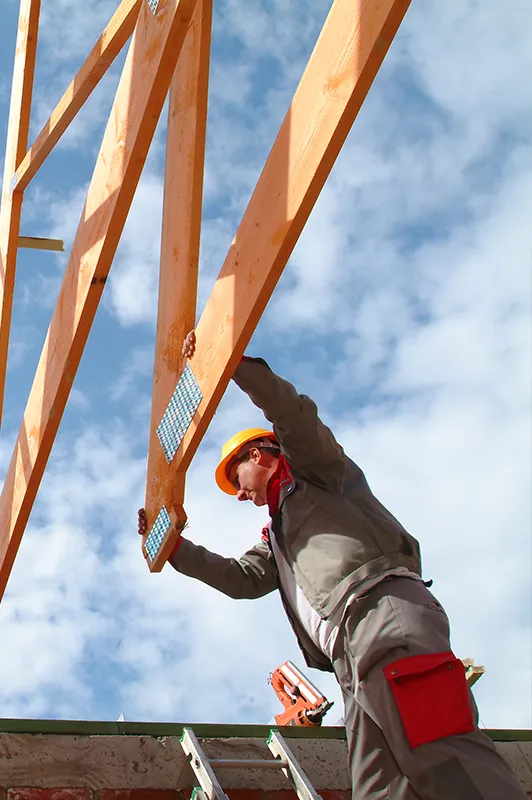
<box><xmin>229</xmin><ymin>447</ymin><xmax>272</xmax><ymax>506</ymax></box>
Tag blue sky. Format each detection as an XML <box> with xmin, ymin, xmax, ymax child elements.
<box><xmin>0</xmin><ymin>0</ymin><xmax>531</xmax><ymax>727</ymax></box>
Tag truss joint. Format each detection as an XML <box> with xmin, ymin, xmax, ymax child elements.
<box><xmin>146</xmin><ymin>0</ymin><xmax>160</xmax><ymax>14</ymax></box>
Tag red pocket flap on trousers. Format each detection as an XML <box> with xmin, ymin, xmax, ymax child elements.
<box><xmin>383</xmin><ymin>651</ymin><xmax>457</xmax><ymax>680</ymax></box>
<box><xmin>383</xmin><ymin>651</ymin><xmax>475</xmax><ymax>748</ymax></box>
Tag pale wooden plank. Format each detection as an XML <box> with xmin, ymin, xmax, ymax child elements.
<box><xmin>0</xmin><ymin>0</ymin><xmax>41</xmax><ymax>423</ymax></box>
<box><xmin>166</xmin><ymin>0</ymin><xmax>412</xmax><ymax>477</ymax></box>
<box><xmin>12</xmin><ymin>0</ymin><xmax>142</xmax><ymax>195</ymax></box>
<box><xmin>0</xmin><ymin>0</ymin><xmax>198</xmax><ymax>600</ymax></box>
<box><xmin>143</xmin><ymin>0</ymin><xmax>212</xmax><ymax>570</ymax></box>
<box><xmin>461</xmin><ymin>658</ymin><xmax>486</xmax><ymax>688</ymax></box>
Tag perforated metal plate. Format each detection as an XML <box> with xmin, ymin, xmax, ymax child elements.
<box><xmin>157</xmin><ymin>364</ymin><xmax>202</xmax><ymax>463</ymax></box>
<box><xmin>146</xmin><ymin>0</ymin><xmax>160</xmax><ymax>14</ymax></box>
<box><xmin>144</xmin><ymin>506</ymin><xmax>172</xmax><ymax>562</ymax></box>
<box><xmin>9</xmin><ymin>172</ymin><xmax>18</xmax><ymax>192</ymax></box>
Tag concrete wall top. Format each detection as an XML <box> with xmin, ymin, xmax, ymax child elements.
<box><xmin>0</xmin><ymin>723</ymin><xmax>530</xmax><ymax>795</ymax></box>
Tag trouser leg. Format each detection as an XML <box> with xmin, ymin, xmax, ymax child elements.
<box><xmin>333</xmin><ymin>578</ymin><xmax>528</xmax><ymax>800</ymax></box>
<box><xmin>341</xmin><ymin>679</ymin><xmax>422</xmax><ymax>799</ymax></box>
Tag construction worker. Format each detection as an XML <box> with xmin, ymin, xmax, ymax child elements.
<box><xmin>138</xmin><ymin>331</ymin><xmax>526</xmax><ymax>800</ymax></box>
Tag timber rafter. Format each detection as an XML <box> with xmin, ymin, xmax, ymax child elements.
<box><xmin>0</xmin><ymin>0</ymin><xmax>412</xmax><ymax>595</ymax></box>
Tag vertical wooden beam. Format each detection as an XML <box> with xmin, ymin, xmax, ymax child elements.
<box><xmin>143</xmin><ymin>0</ymin><xmax>212</xmax><ymax>566</ymax></box>
<box><xmin>0</xmin><ymin>0</ymin><xmax>41</xmax><ymax>424</ymax></box>
<box><xmin>0</xmin><ymin>0</ymin><xmax>198</xmax><ymax>601</ymax></box>
<box><xmin>12</xmin><ymin>0</ymin><xmax>143</xmax><ymax>195</ymax></box>
<box><xmin>153</xmin><ymin>0</ymin><xmax>412</xmax><ymax>516</ymax></box>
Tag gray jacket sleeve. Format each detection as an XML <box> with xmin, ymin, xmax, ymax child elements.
<box><xmin>233</xmin><ymin>357</ymin><xmax>345</xmax><ymax>489</ymax></box>
<box><xmin>169</xmin><ymin>537</ymin><xmax>278</xmax><ymax>599</ymax></box>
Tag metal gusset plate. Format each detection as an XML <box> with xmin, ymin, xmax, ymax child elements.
<box><xmin>146</xmin><ymin>0</ymin><xmax>160</xmax><ymax>14</ymax></box>
<box><xmin>144</xmin><ymin>506</ymin><xmax>172</xmax><ymax>563</ymax></box>
<box><xmin>157</xmin><ymin>364</ymin><xmax>202</xmax><ymax>464</ymax></box>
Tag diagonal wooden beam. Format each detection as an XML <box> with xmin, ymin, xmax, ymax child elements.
<box><xmin>11</xmin><ymin>0</ymin><xmax>142</xmax><ymax>196</ymax></box>
<box><xmin>0</xmin><ymin>0</ymin><xmax>198</xmax><ymax>601</ymax></box>
<box><xmin>0</xmin><ymin>0</ymin><xmax>41</xmax><ymax>425</ymax></box>
<box><xmin>144</xmin><ymin>0</ymin><xmax>413</xmax><ymax>568</ymax></box>
<box><xmin>143</xmin><ymin>0</ymin><xmax>213</xmax><ymax>568</ymax></box>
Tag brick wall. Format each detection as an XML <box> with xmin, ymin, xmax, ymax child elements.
<box><xmin>4</xmin><ymin>792</ymin><xmax>351</xmax><ymax>800</ymax></box>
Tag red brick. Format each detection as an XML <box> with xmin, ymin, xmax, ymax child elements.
<box><xmin>320</xmin><ymin>792</ymin><xmax>350</xmax><ymax>800</ymax></box>
<box><xmin>222</xmin><ymin>794</ymin><xmax>272</xmax><ymax>800</ymax></box>
<box><xmin>222</xmin><ymin>792</ymin><xmax>349</xmax><ymax>800</ymax></box>
<box><xmin>9</xmin><ymin>792</ymin><xmax>92</xmax><ymax>800</ymax></box>
<box><xmin>98</xmin><ymin>793</ymin><xmax>181</xmax><ymax>800</ymax></box>
<box><xmin>224</xmin><ymin>793</ymin><xmax>299</xmax><ymax>800</ymax></box>
<box><xmin>184</xmin><ymin>792</ymin><xmax>350</xmax><ymax>800</ymax></box>
<box><xmin>224</xmin><ymin>793</ymin><xmax>271</xmax><ymax>800</ymax></box>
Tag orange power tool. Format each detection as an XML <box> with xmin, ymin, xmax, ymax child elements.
<box><xmin>270</xmin><ymin>660</ymin><xmax>333</xmax><ymax>727</ymax></box>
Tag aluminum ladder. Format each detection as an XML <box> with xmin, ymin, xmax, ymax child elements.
<box><xmin>181</xmin><ymin>727</ymin><xmax>323</xmax><ymax>800</ymax></box>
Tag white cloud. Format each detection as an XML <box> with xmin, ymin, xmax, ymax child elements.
<box><xmin>38</xmin><ymin>0</ymin><xmax>120</xmax><ymax>66</ymax></box>
<box><xmin>405</xmin><ymin>0</ymin><xmax>532</xmax><ymax>137</ymax></box>
<box><xmin>108</xmin><ymin>172</ymin><xmax>164</xmax><ymax>326</ymax></box>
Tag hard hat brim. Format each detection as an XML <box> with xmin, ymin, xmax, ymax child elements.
<box><xmin>215</xmin><ymin>429</ymin><xmax>277</xmax><ymax>495</ymax></box>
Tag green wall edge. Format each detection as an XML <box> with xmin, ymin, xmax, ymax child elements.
<box><xmin>0</xmin><ymin>719</ymin><xmax>530</xmax><ymax>741</ymax></box>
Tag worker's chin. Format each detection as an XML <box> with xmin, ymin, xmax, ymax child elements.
<box><xmin>252</xmin><ymin>494</ymin><xmax>267</xmax><ymax>507</ymax></box>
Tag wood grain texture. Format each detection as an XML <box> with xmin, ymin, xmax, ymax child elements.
<box><xmin>167</xmin><ymin>0</ymin><xmax>412</xmax><ymax>475</ymax></box>
<box><xmin>143</xmin><ymin>0</ymin><xmax>212</xmax><ymax>571</ymax></box>
<box><xmin>0</xmin><ymin>0</ymin><xmax>198</xmax><ymax>601</ymax></box>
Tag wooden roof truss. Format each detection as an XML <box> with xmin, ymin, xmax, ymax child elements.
<box><xmin>0</xmin><ymin>0</ymin><xmax>411</xmax><ymax>598</ymax></box>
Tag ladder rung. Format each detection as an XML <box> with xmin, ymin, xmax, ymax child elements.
<box><xmin>210</xmin><ymin>758</ymin><xmax>288</xmax><ymax>770</ymax></box>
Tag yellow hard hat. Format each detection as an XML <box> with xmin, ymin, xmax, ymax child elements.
<box><xmin>215</xmin><ymin>427</ymin><xmax>278</xmax><ymax>495</ymax></box>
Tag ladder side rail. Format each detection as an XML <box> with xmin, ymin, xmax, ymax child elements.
<box><xmin>181</xmin><ymin>727</ymin><xmax>231</xmax><ymax>800</ymax></box>
<box><xmin>268</xmin><ymin>731</ymin><xmax>323</xmax><ymax>800</ymax></box>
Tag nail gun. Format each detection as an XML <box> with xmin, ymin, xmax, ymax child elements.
<box><xmin>270</xmin><ymin>660</ymin><xmax>333</xmax><ymax>727</ymax></box>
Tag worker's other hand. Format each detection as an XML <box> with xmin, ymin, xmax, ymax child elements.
<box><xmin>138</xmin><ymin>508</ymin><xmax>147</xmax><ymax>536</ymax></box>
<box><xmin>182</xmin><ymin>330</ymin><xmax>196</xmax><ymax>359</ymax></box>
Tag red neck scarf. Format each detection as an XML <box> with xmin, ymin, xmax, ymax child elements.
<box><xmin>266</xmin><ymin>454</ymin><xmax>292</xmax><ymax>516</ymax></box>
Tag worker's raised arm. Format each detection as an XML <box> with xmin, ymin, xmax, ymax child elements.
<box><xmin>233</xmin><ymin>357</ymin><xmax>345</xmax><ymax>488</ymax></box>
<box><xmin>169</xmin><ymin>538</ymin><xmax>278</xmax><ymax>600</ymax></box>
<box><xmin>138</xmin><ymin>507</ymin><xmax>277</xmax><ymax>598</ymax></box>
<box><xmin>181</xmin><ymin>331</ymin><xmax>346</xmax><ymax>487</ymax></box>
